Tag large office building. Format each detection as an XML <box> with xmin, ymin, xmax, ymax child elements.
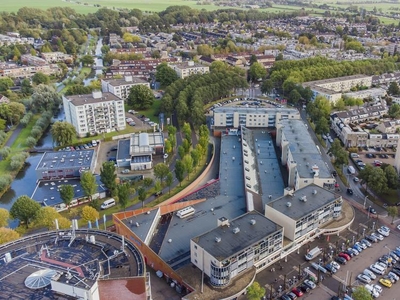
<box><xmin>63</xmin><ymin>91</ymin><xmax>126</xmax><ymax>137</ymax></box>
<box><xmin>276</xmin><ymin>119</ymin><xmax>335</xmax><ymax>190</ymax></box>
<box><xmin>170</xmin><ymin>61</ymin><xmax>209</xmax><ymax>79</ymax></box>
<box><xmin>190</xmin><ymin>211</ymin><xmax>283</xmax><ymax>287</ymax></box>
<box><xmin>212</xmin><ymin>106</ymin><xmax>301</xmax><ymax>131</ymax></box>
<box><xmin>101</xmin><ymin>76</ymin><xmax>150</xmax><ymax>100</ymax></box>
<box><xmin>265</xmin><ymin>184</ymin><xmax>343</xmax><ymax>242</ymax></box>
<box><xmin>303</xmin><ymin>75</ymin><xmax>373</xmax><ymax>103</ymax></box>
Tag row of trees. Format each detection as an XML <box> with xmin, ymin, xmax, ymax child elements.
<box><xmin>359</xmin><ymin>163</ymin><xmax>399</xmax><ymax>194</ymax></box>
<box><xmin>161</xmin><ymin>63</ymin><xmax>248</xmax><ymax>126</ymax></box>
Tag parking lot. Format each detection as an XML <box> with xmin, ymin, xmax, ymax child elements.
<box><xmin>242</xmin><ymin>204</ymin><xmax>400</xmax><ymax>300</ymax></box>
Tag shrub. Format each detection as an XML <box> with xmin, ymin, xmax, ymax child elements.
<box><xmin>30</xmin><ymin>127</ymin><xmax>42</xmax><ymax>139</ymax></box>
<box><xmin>26</xmin><ymin>137</ymin><xmax>37</xmax><ymax>148</ymax></box>
<box><xmin>0</xmin><ymin>147</ymin><xmax>11</xmax><ymax>159</ymax></box>
<box><xmin>0</xmin><ymin>174</ymin><xmax>12</xmax><ymax>192</ymax></box>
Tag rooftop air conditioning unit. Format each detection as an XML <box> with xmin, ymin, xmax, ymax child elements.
<box><xmin>286</xmin><ymin>202</ymin><xmax>292</xmax><ymax>207</ymax></box>
<box><xmin>233</xmin><ymin>227</ymin><xmax>240</xmax><ymax>234</ymax></box>
<box><xmin>215</xmin><ymin>237</ymin><xmax>221</xmax><ymax>243</ymax></box>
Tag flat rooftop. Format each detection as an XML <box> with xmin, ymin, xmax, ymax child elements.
<box><xmin>103</xmin><ymin>77</ymin><xmax>148</xmax><ymax>86</ymax></box>
<box><xmin>0</xmin><ymin>230</ymin><xmax>144</xmax><ymax>299</ymax></box>
<box><xmin>123</xmin><ymin>208</ymin><xmax>159</xmax><ymax>242</ymax></box>
<box><xmin>267</xmin><ymin>184</ymin><xmax>340</xmax><ymax>220</ymax></box>
<box><xmin>36</xmin><ymin>150</ymin><xmax>94</xmax><ymax>171</ymax></box>
<box><xmin>214</xmin><ymin>106</ymin><xmax>299</xmax><ymax>115</ymax></box>
<box><xmin>303</xmin><ymin>74</ymin><xmax>371</xmax><ymax>87</ymax></box>
<box><xmin>130</xmin><ymin>132</ymin><xmax>164</xmax><ymax>154</ymax></box>
<box><xmin>281</xmin><ymin>119</ymin><xmax>331</xmax><ymax>178</ymax></box>
<box><xmin>158</xmin><ymin>135</ymin><xmax>247</xmax><ymax>265</ymax></box>
<box><xmin>192</xmin><ymin>211</ymin><xmax>281</xmax><ymax>260</ymax></box>
<box><xmin>64</xmin><ymin>92</ymin><xmax>121</xmax><ymax>106</ymax></box>
<box><xmin>31</xmin><ymin>176</ymin><xmax>106</xmax><ymax>206</ymax></box>
<box><xmin>117</xmin><ymin>139</ymin><xmax>131</xmax><ymax>160</ymax></box>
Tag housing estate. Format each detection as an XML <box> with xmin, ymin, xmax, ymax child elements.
<box><xmin>101</xmin><ymin>76</ymin><xmax>150</xmax><ymax>100</ymax></box>
<box><xmin>169</xmin><ymin>61</ymin><xmax>210</xmax><ymax>79</ymax></box>
<box><xmin>62</xmin><ymin>91</ymin><xmax>126</xmax><ymax>137</ymax></box>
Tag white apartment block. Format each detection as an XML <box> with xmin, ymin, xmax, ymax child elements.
<box><xmin>101</xmin><ymin>76</ymin><xmax>150</xmax><ymax>100</ymax></box>
<box><xmin>303</xmin><ymin>75</ymin><xmax>373</xmax><ymax>103</ymax></box>
<box><xmin>212</xmin><ymin>107</ymin><xmax>301</xmax><ymax>130</ymax></box>
<box><xmin>190</xmin><ymin>211</ymin><xmax>283</xmax><ymax>287</ymax></box>
<box><xmin>276</xmin><ymin>119</ymin><xmax>335</xmax><ymax>190</ymax></box>
<box><xmin>41</xmin><ymin>52</ymin><xmax>73</xmax><ymax>63</ymax></box>
<box><xmin>170</xmin><ymin>61</ymin><xmax>209</xmax><ymax>79</ymax></box>
<box><xmin>63</xmin><ymin>91</ymin><xmax>126</xmax><ymax>137</ymax></box>
<box><xmin>0</xmin><ymin>62</ymin><xmax>59</xmax><ymax>78</ymax></box>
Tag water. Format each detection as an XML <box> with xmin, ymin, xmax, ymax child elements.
<box><xmin>83</xmin><ymin>38</ymin><xmax>103</xmax><ymax>86</ymax></box>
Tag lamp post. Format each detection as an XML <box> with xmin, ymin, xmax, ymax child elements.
<box><xmin>368</xmin><ymin>206</ymin><xmax>371</xmax><ymax>219</ymax></box>
<box><xmin>372</xmin><ymin>222</ymin><xmax>376</xmax><ymax>231</ymax></box>
<box><xmin>363</xmin><ymin>195</ymin><xmax>369</xmax><ymax>209</ymax></box>
<box><xmin>362</xmin><ymin>228</ymin><xmax>366</xmax><ymax>237</ymax></box>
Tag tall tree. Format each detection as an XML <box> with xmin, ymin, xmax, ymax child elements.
<box><xmin>388</xmin><ymin>82</ymin><xmax>400</xmax><ymax>96</ymax></box>
<box><xmin>10</xmin><ymin>195</ymin><xmax>41</xmax><ymax>227</ymax></box>
<box><xmin>387</xmin><ymin>206</ymin><xmax>398</xmax><ymax>224</ymax></box>
<box><xmin>388</xmin><ymin>103</ymin><xmax>400</xmax><ymax>119</ymax></box>
<box><xmin>81</xmin><ymin>55</ymin><xmax>94</xmax><ymax>66</ymax></box>
<box><xmin>32</xmin><ymin>72</ymin><xmax>50</xmax><ymax>85</ymax></box>
<box><xmin>191</xmin><ymin>148</ymin><xmax>201</xmax><ymax>171</ymax></box>
<box><xmin>383</xmin><ymin>164</ymin><xmax>398</xmax><ymax>189</ymax></box>
<box><xmin>351</xmin><ymin>286</ymin><xmax>373</xmax><ymax>300</ymax></box>
<box><xmin>34</xmin><ymin>207</ymin><xmax>71</xmax><ymax>230</ymax></box>
<box><xmin>175</xmin><ymin>160</ymin><xmax>185</xmax><ymax>186</ymax></box>
<box><xmin>127</xmin><ymin>85</ymin><xmax>154</xmax><ymax>109</ymax></box>
<box><xmin>51</xmin><ymin>121</ymin><xmax>76</xmax><ymax>146</ymax></box>
<box><xmin>138</xmin><ymin>186</ymin><xmax>147</xmax><ymax>208</ymax></box>
<box><xmin>328</xmin><ymin>139</ymin><xmax>348</xmax><ymax>166</ymax></box>
<box><xmin>368</xmin><ymin>167</ymin><xmax>388</xmax><ymax>194</ymax></box>
<box><xmin>81</xmin><ymin>171</ymin><xmax>98</xmax><ymax>201</ymax></box>
<box><xmin>247</xmin><ymin>282</ymin><xmax>265</xmax><ymax>300</ymax></box>
<box><xmin>59</xmin><ymin>185</ymin><xmax>74</xmax><ymax>209</ymax></box>
<box><xmin>156</xmin><ymin>62</ymin><xmax>179</xmax><ymax>87</ymax></box>
<box><xmin>153</xmin><ymin>163</ymin><xmax>169</xmax><ymax>184</ymax></box>
<box><xmin>81</xmin><ymin>206</ymin><xmax>99</xmax><ymax>222</ymax></box>
<box><xmin>100</xmin><ymin>162</ymin><xmax>117</xmax><ymax>194</ymax></box>
<box><xmin>248</xmin><ymin>62</ymin><xmax>266</xmax><ymax>82</ymax></box>
<box><xmin>31</xmin><ymin>84</ymin><xmax>62</xmax><ymax>112</ymax></box>
<box><xmin>143</xmin><ymin>177</ymin><xmax>153</xmax><ymax>190</ymax></box>
<box><xmin>0</xmin><ymin>227</ymin><xmax>20</xmax><ymax>245</ymax></box>
<box><xmin>0</xmin><ymin>208</ymin><xmax>10</xmax><ymax>227</ymax></box>
<box><xmin>117</xmin><ymin>183</ymin><xmax>130</xmax><ymax>211</ymax></box>
<box><xmin>182</xmin><ymin>155</ymin><xmax>194</xmax><ymax>180</ymax></box>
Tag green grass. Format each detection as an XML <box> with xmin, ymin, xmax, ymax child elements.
<box><xmin>136</xmin><ymin>99</ymin><xmax>162</xmax><ymax>123</ymax></box>
<box><xmin>1</xmin><ymin>0</ymin><xmax>99</xmax><ymax>13</ymax></box>
<box><xmin>10</xmin><ymin>115</ymin><xmax>40</xmax><ymax>151</ymax></box>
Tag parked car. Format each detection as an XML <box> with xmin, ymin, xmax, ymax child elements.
<box><xmin>154</xmin><ymin>191</ymin><xmax>162</xmax><ymax>197</ymax></box>
<box><xmin>390</xmin><ymin>252</ymin><xmax>399</xmax><ymax>261</ymax></box>
<box><xmin>280</xmin><ymin>295</ymin><xmax>291</xmax><ymax>300</ymax></box>
<box><xmin>380</xmin><ymin>226</ymin><xmax>390</xmax><ymax>233</ymax></box>
<box><xmin>330</xmin><ymin>261</ymin><xmax>341</xmax><ymax>270</ymax></box>
<box><xmin>353</xmin><ymin>177</ymin><xmax>359</xmax><ymax>182</ymax></box>
<box><xmin>303</xmin><ymin>280</ymin><xmax>316</xmax><ymax>289</ymax></box>
<box><xmin>121</xmin><ymin>169</ymin><xmax>130</xmax><ymax>174</ymax></box>
<box><xmin>299</xmin><ymin>284</ymin><xmax>310</xmax><ymax>293</ymax></box>
<box><xmin>348</xmin><ymin>248</ymin><xmax>359</xmax><ymax>256</ymax></box>
<box><xmin>291</xmin><ymin>288</ymin><xmax>303</xmax><ymax>297</ymax></box>
<box><xmin>390</xmin><ymin>268</ymin><xmax>400</xmax><ymax>277</ymax></box>
<box><xmin>370</xmin><ymin>264</ymin><xmax>385</xmax><ymax>275</ymax></box>
<box><xmin>344</xmin><ymin>250</ymin><xmax>355</xmax><ymax>258</ymax></box>
<box><xmin>347</xmin><ymin>188</ymin><xmax>354</xmax><ymax>195</ymax></box>
<box><xmin>324</xmin><ymin>263</ymin><xmax>337</xmax><ymax>273</ymax></box>
<box><xmin>339</xmin><ymin>252</ymin><xmax>351</xmax><ymax>261</ymax></box>
<box><xmin>383</xmin><ymin>275</ymin><xmax>395</xmax><ymax>283</ymax></box>
<box><xmin>371</xmin><ymin>232</ymin><xmax>384</xmax><ymax>241</ymax></box>
<box><xmin>373</xmin><ymin>284</ymin><xmax>383</xmax><ymax>294</ymax></box>
<box><xmin>360</xmin><ymin>239</ymin><xmax>372</xmax><ymax>247</ymax></box>
<box><xmin>388</xmin><ymin>271</ymin><xmax>399</xmax><ymax>281</ymax></box>
<box><xmin>363</xmin><ymin>269</ymin><xmax>377</xmax><ymax>280</ymax></box>
<box><xmin>367</xmin><ymin>207</ymin><xmax>377</xmax><ymax>215</ymax></box>
<box><xmin>335</xmin><ymin>256</ymin><xmax>347</xmax><ymax>265</ymax></box>
<box><xmin>287</xmin><ymin>292</ymin><xmax>297</xmax><ymax>300</ymax></box>
<box><xmin>353</xmin><ymin>243</ymin><xmax>363</xmax><ymax>252</ymax></box>
<box><xmin>366</xmin><ymin>235</ymin><xmax>378</xmax><ymax>243</ymax></box>
<box><xmin>355</xmin><ymin>242</ymin><xmax>367</xmax><ymax>250</ymax></box>
<box><xmin>357</xmin><ymin>274</ymin><xmax>372</xmax><ymax>284</ymax></box>
<box><xmin>377</xmin><ymin>228</ymin><xmax>389</xmax><ymax>237</ymax></box>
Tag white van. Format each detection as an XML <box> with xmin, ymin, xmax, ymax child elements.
<box><xmin>101</xmin><ymin>198</ymin><xmax>116</xmax><ymax>210</ymax></box>
<box><xmin>305</xmin><ymin>247</ymin><xmax>322</xmax><ymax>261</ymax></box>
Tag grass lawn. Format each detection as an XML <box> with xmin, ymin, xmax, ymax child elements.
<box><xmin>10</xmin><ymin>115</ymin><xmax>40</xmax><ymax>151</ymax></box>
<box><xmin>1</xmin><ymin>0</ymin><xmax>98</xmax><ymax>13</ymax></box>
<box><xmin>136</xmin><ymin>99</ymin><xmax>162</xmax><ymax>123</ymax></box>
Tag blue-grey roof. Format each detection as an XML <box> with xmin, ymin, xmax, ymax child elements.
<box><xmin>123</xmin><ymin>208</ymin><xmax>159</xmax><ymax>242</ymax></box>
<box><xmin>158</xmin><ymin>135</ymin><xmax>247</xmax><ymax>264</ymax></box>
<box><xmin>31</xmin><ymin>175</ymin><xmax>106</xmax><ymax>206</ymax></box>
<box><xmin>35</xmin><ymin>150</ymin><xmax>94</xmax><ymax>171</ymax></box>
<box><xmin>280</xmin><ymin>120</ymin><xmax>331</xmax><ymax>179</ymax></box>
<box><xmin>117</xmin><ymin>139</ymin><xmax>130</xmax><ymax>161</ymax></box>
<box><xmin>192</xmin><ymin>211</ymin><xmax>281</xmax><ymax>260</ymax></box>
<box><xmin>266</xmin><ymin>184</ymin><xmax>340</xmax><ymax>220</ymax></box>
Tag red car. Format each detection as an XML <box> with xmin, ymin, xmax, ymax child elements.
<box><xmin>292</xmin><ymin>287</ymin><xmax>304</xmax><ymax>297</ymax></box>
<box><xmin>339</xmin><ymin>252</ymin><xmax>351</xmax><ymax>261</ymax></box>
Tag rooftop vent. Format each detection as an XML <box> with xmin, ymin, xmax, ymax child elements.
<box><xmin>136</xmin><ymin>222</ymin><xmax>140</xmax><ymax>227</ymax></box>
<box><xmin>215</xmin><ymin>237</ymin><xmax>221</xmax><ymax>243</ymax></box>
<box><xmin>312</xmin><ymin>190</ymin><xmax>317</xmax><ymax>195</ymax></box>
<box><xmin>286</xmin><ymin>202</ymin><xmax>292</xmax><ymax>207</ymax></box>
<box><xmin>233</xmin><ymin>227</ymin><xmax>240</xmax><ymax>234</ymax></box>
<box><xmin>250</xmin><ymin>219</ymin><xmax>256</xmax><ymax>225</ymax></box>
<box><xmin>300</xmin><ymin>196</ymin><xmax>307</xmax><ymax>202</ymax></box>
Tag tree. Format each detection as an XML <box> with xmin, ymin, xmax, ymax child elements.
<box><xmin>178</xmin><ymin>145</ymin><xmax>185</xmax><ymax>159</ymax></box>
<box><xmin>383</xmin><ymin>164</ymin><xmax>398</xmax><ymax>189</ymax></box>
<box><xmin>117</xmin><ymin>183</ymin><xmax>130</xmax><ymax>210</ymax></box>
<box><xmin>388</xmin><ymin>82</ymin><xmax>400</xmax><ymax>96</ymax></box>
<box><xmin>175</xmin><ymin>160</ymin><xmax>185</xmax><ymax>186</ymax></box>
<box><xmin>127</xmin><ymin>85</ymin><xmax>154</xmax><ymax>109</ymax></box>
<box><xmin>123</xmin><ymin>32</ymin><xmax>141</xmax><ymax>43</ymax></box>
<box><xmin>34</xmin><ymin>207</ymin><xmax>71</xmax><ymax>230</ymax></box>
<box><xmin>182</xmin><ymin>155</ymin><xmax>194</xmax><ymax>180</ymax></box>
<box><xmin>248</xmin><ymin>62</ymin><xmax>266</xmax><ymax>82</ymax></box>
<box><xmin>21</xmin><ymin>78</ymin><xmax>33</xmax><ymax>95</ymax></box>
<box><xmin>315</xmin><ymin>117</ymin><xmax>329</xmax><ymax>135</ymax></box>
<box><xmin>166</xmin><ymin>172</ymin><xmax>173</xmax><ymax>194</ymax></box>
<box><xmin>165</xmin><ymin>140</ymin><xmax>172</xmax><ymax>154</ymax></box>
<box><xmin>328</xmin><ymin>139</ymin><xmax>348</xmax><ymax>166</ymax></box>
<box><xmin>261</xmin><ymin>79</ymin><xmax>273</xmax><ymax>95</ymax></box>
<box><xmin>288</xmin><ymin>89</ymin><xmax>301</xmax><ymax>104</ymax></box>
<box><xmin>81</xmin><ymin>171</ymin><xmax>98</xmax><ymax>201</ymax></box>
<box><xmin>100</xmin><ymin>162</ymin><xmax>117</xmax><ymax>194</ymax></box>
<box><xmin>0</xmin><ymin>227</ymin><xmax>20</xmax><ymax>245</ymax></box>
<box><xmin>138</xmin><ymin>186</ymin><xmax>147</xmax><ymax>208</ymax></box>
<box><xmin>59</xmin><ymin>185</ymin><xmax>74</xmax><ymax>208</ymax></box>
<box><xmin>154</xmin><ymin>163</ymin><xmax>169</xmax><ymax>184</ymax></box>
<box><xmin>0</xmin><ymin>77</ymin><xmax>14</xmax><ymax>92</ymax></box>
<box><xmin>156</xmin><ymin>62</ymin><xmax>179</xmax><ymax>87</ymax></box>
<box><xmin>191</xmin><ymin>149</ymin><xmax>201</xmax><ymax>171</ymax></box>
<box><xmin>31</xmin><ymin>84</ymin><xmax>62</xmax><ymax>112</ymax></box>
<box><xmin>32</xmin><ymin>72</ymin><xmax>50</xmax><ymax>85</ymax></box>
<box><xmin>81</xmin><ymin>206</ymin><xmax>99</xmax><ymax>222</ymax></box>
<box><xmin>0</xmin><ymin>208</ymin><xmax>9</xmax><ymax>227</ymax></box>
<box><xmin>387</xmin><ymin>206</ymin><xmax>398</xmax><ymax>224</ymax></box>
<box><xmin>247</xmin><ymin>282</ymin><xmax>265</xmax><ymax>300</ymax></box>
<box><xmin>154</xmin><ymin>180</ymin><xmax>162</xmax><ymax>193</ymax></box>
<box><xmin>81</xmin><ymin>55</ymin><xmax>94</xmax><ymax>66</ymax></box>
<box><xmin>352</xmin><ymin>286</ymin><xmax>373</xmax><ymax>300</ymax></box>
<box><xmin>10</xmin><ymin>195</ymin><xmax>41</xmax><ymax>227</ymax></box>
<box><xmin>388</xmin><ymin>103</ymin><xmax>400</xmax><ymax>119</ymax></box>
<box><xmin>368</xmin><ymin>167</ymin><xmax>388</xmax><ymax>194</ymax></box>
<box><xmin>143</xmin><ymin>177</ymin><xmax>154</xmax><ymax>190</ymax></box>
<box><xmin>51</xmin><ymin>121</ymin><xmax>76</xmax><ymax>146</ymax></box>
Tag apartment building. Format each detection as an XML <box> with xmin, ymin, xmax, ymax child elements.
<box><xmin>41</xmin><ymin>52</ymin><xmax>73</xmax><ymax>63</ymax></box>
<box><xmin>20</xmin><ymin>54</ymin><xmax>47</xmax><ymax>66</ymax></box>
<box><xmin>63</xmin><ymin>91</ymin><xmax>126</xmax><ymax>137</ymax></box>
<box><xmin>303</xmin><ymin>75</ymin><xmax>373</xmax><ymax>103</ymax></box>
<box><xmin>276</xmin><ymin>119</ymin><xmax>335</xmax><ymax>190</ymax></box>
<box><xmin>101</xmin><ymin>76</ymin><xmax>149</xmax><ymax>100</ymax></box>
<box><xmin>190</xmin><ymin>211</ymin><xmax>283</xmax><ymax>287</ymax></box>
<box><xmin>0</xmin><ymin>62</ymin><xmax>59</xmax><ymax>78</ymax></box>
<box><xmin>265</xmin><ymin>184</ymin><xmax>343</xmax><ymax>241</ymax></box>
<box><xmin>170</xmin><ymin>61</ymin><xmax>210</xmax><ymax>79</ymax></box>
<box><xmin>212</xmin><ymin>106</ymin><xmax>301</xmax><ymax>131</ymax></box>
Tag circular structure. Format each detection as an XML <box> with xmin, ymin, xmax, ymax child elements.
<box><xmin>24</xmin><ymin>269</ymin><xmax>57</xmax><ymax>289</ymax></box>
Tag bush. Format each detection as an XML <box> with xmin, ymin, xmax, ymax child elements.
<box><xmin>348</xmin><ymin>147</ymin><xmax>358</xmax><ymax>153</ymax></box>
<box><xmin>9</xmin><ymin>152</ymin><xmax>29</xmax><ymax>171</ymax></box>
<box><xmin>0</xmin><ymin>131</ymin><xmax>7</xmax><ymax>144</ymax></box>
<box><xmin>0</xmin><ymin>174</ymin><xmax>12</xmax><ymax>192</ymax></box>
<box><xmin>0</xmin><ymin>147</ymin><xmax>11</xmax><ymax>159</ymax></box>
<box><xmin>26</xmin><ymin>137</ymin><xmax>37</xmax><ymax>148</ymax></box>
<box><xmin>20</xmin><ymin>112</ymin><xmax>33</xmax><ymax>127</ymax></box>
<box><xmin>35</xmin><ymin>119</ymin><xmax>48</xmax><ymax>130</ymax></box>
<box><xmin>30</xmin><ymin>127</ymin><xmax>42</xmax><ymax>139</ymax></box>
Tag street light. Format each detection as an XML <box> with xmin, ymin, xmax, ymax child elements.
<box><xmin>372</xmin><ymin>222</ymin><xmax>376</xmax><ymax>231</ymax></box>
<box><xmin>363</xmin><ymin>195</ymin><xmax>369</xmax><ymax>209</ymax></box>
<box><xmin>368</xmin><ymin>206</ymin><xmax>371</xmax><ymax>219</ymax></box>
